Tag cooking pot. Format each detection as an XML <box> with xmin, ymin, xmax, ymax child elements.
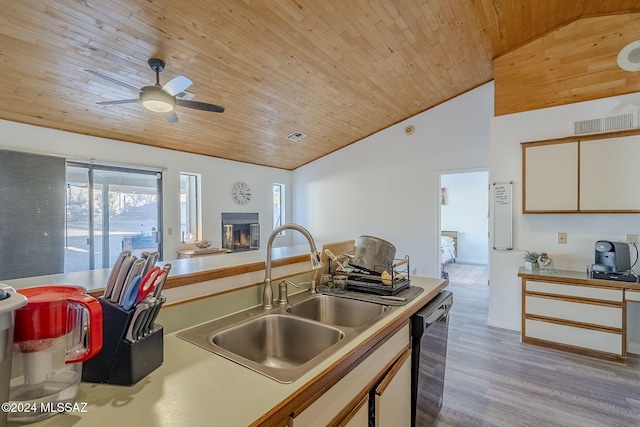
<box><xmin>0</xmin><ymin>283</ymin><xmax>28</xmax><ymax>427</ymax></box>
<box><xmin>349</xmin><ymin>235</ymin><xmax>396</xmax><ymax>274</ymax></box>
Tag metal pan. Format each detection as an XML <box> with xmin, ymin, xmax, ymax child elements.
<box><xmin>349</xmin><ymin>235</ymin><xmax>396</xmax><ymax>274</ymax></box>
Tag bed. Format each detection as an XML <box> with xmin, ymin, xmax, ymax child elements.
<box><xmin>441</xmin><ymin>231</ymin><xmax>457</xmax><ymax>278</ymax></box>
<box><xmin>441</xmin><ymin>231</ymin><xmax>457</xmax><ymax>264</ymax></box>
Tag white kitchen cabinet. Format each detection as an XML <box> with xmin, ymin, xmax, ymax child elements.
<box><xmin>520</xmin><ymin>275</ymin><xmax>625</xmax><ymax>361</ymax></box>
<box><xmin>290</xmin><ymin>324</ymin><xmax>410</xmax><ymax>427</ymax></box>
<box><xmin>522</xmin><ymin>131</ymin><xmax>640</xmax><ymax>213</ymax></box>
<box><xmin>522</xmin><ymin>141</ymin><xmax>579</xmax><ymax>212</ymax></box>
<box><xmin>342</xmin><ymin>395</ymin><xmax>369</xmax><ymax>427</ymax></box>
<box><xmin>525</xmin><ymin>319</ymin><xmax>623</xmax><ymax>355</ymax></box>
<box><xmin>373</xmin><ymin>347</ymin><xmax>412</xmax><ymax>427</ymax></box>
<box><xmin>579</xmin><ymin>135</ymin><xmax>640</xmax><ymax>211</ymax></box>
<box><xmin>626</xmin><ymin>290</ymin><xmax>640</xmax><ymax>302</ymax></box>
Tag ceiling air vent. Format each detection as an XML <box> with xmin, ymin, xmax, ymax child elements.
<box><xmin>573</xmin><ymin>112</ymin><xmax>636</xmax><ymax>135</ymax></box>
<box><xmin>285</xmin><ymin>131</ymin><xmax>308</xmax><ymax>142</ymax></box>
<box><xmin>176</xmin><ymin>91</ymin><xmax>195</xmax><ymax>101</ymax></box>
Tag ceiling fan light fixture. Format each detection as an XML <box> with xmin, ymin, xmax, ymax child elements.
<box><xmin>140</xmin><ymin>86</ymin><xmax>176</xmax><ymax>113</ymax></box>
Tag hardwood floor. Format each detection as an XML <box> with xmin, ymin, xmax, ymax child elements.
<box><xmin>442</xmin><ymin>263</ymin><xmax>488</xmax><ymax>290</ymax></box>
<box><xmin>433</xmin><ymin>284</ymin><xmax>640</xmax><ymax>426</ymax></box>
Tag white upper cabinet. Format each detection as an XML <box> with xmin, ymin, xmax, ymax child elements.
<box><xmin>522</xmin><ymin>132</ymin><xmax>640</xmax><ymax>214</ymax></box>
<box><xmin>523</xmin><ymin>141</ymin><xmax>579</xmax><ymax>212</ymax></box>
<box><xmin>579</xmin><ymin>135</ymin><xmax>640</xmax><ymax>211</ymax></box>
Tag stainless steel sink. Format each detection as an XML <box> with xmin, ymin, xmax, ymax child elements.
<box><xmin>212</xmin><ymin>314</ymin><xmax>343</xmax><ymax>369</ymax></box>
<box><xmin>177</xmin><ymin>293</ymin><xmax>394</xmax><ymax>383</ymax></box>
<box><xmin>286</xmin><ymin>294</ymin><xmax>389</xmax><ymax>327</ymax></box>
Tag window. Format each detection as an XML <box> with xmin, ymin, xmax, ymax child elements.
<box><xmin>65</xmin><ymin>162</ymin><xmax>162</xmax><ymax>272</ymax></box>
<box><xmin>180</xmin><ymin>173</ymin><xmax>200</xmax><ymax>242</ymax></box>
<box><xmin>273</xmin><ymin>183</ymin><xmax>285</xmax><ymax>232</ymax></box>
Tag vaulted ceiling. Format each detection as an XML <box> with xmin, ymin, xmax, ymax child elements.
<box><xmin>2</xmin><ymin>1</ymin><xmax>639</xmax><ymax>170</ymax></box>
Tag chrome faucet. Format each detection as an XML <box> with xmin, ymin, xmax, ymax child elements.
<box><xmin>262</xmin><ymin>224</ymin><xmax>323</xmax><ymax>309</ymax></box>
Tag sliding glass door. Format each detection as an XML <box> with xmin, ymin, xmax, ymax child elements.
<box><xmin>65</xmin><ymin>163</ymin><xmax>162</xmax><ymax>273</ymax></box>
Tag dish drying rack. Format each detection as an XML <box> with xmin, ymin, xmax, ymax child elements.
<box><xmin>330</xmin><ymin>255</ymin><xmax>411</xmax><ymax>296</ymax></box>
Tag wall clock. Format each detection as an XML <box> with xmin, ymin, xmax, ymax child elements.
<box><xmin>232</xmin><ymin>181</ymin><xmax>252</xmax><ymax>205</ymax></box>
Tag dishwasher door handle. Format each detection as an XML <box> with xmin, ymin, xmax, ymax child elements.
<box><xmin>424</xmin><ymin>302</ymin><xmax>451</xmax><ymax>326</ymax></box>
<box><xmin>412</xmin><ymin>291</ymin><xmax>453</xmax><ymax>335</ymax></box>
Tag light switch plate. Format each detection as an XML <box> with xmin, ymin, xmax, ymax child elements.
<box><xmin>557</xmin><ymin>233</ymin><xmax>567</xmax><ymax>244</ymax></box>
<box><xmin>626</xmin><ymin>234</ymin><xmax>638</xmax><ymax>244</ymax></box>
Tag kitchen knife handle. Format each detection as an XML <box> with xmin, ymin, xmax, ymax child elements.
<box><xmin>142</xmin><ymin>296</ymin><xmax>166</xmax><ymax>338</ymax></box>
<box><xmin>104</xmin><ymin>251</ymin><xmax>131</xmax><ymax>299</ymax></box>
<box><xmin>125</xmin><ymin>302</ymin><xmax>149</xmax><ymax>343</ymax></box>
<box><xmin>117</xmin><ymin>258</ymin><xmax>146</xmax><ymax>304</ymax></box>
<box><xmin>110</xmin><ymin>255</ymin><xmax>135</xmax><ymax>303</ymax></box>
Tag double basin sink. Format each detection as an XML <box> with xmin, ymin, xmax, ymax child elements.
<box><xmin>177</xmin><ymin>292</ymin><xmax>392</xmax><ymax>383</ymax></box>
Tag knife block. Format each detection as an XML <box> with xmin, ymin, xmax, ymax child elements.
<box><xmin>82</xmin><ymin>298</ymin><xmax>164</xmax><ymax>385</ymax></box>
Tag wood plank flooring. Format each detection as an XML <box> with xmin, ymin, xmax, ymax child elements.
<box><xmin>433</xmin><ymin>284</ymin><xmax>640</xmax><ymax>426</ymax></box>
<box><xmin>442</xmin><ymin>263</ymin><xmax>488</xmax><ymax>290</ymax></box>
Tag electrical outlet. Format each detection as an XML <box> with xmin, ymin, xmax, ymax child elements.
<box><xmin>626</xmin><ymin>234</ymin><xmax>638</xmax><ymax>244</ymax></box>
<box><xmin>557</xmin><ymin>232</ymin><xmax>567</xmax><ymax>244</ymax></box>
<box><xmin>167</xmin><ymin>227</ymin><xmax>173</xmax><ymax>236</ymax></box>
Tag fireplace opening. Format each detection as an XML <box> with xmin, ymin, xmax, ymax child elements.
<box><xmin>221</xmin><ymin>213</ymin><xmax>259</xmax><ymax>252</ymax></box>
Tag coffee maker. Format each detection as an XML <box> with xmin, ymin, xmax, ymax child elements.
<box><xmin>591</xmin><ymin>240</ymin><xmax>638</xmax><ymax>283</ymax></box>
<box><xmin>592</xmin><ymin>240</ymin><xmax>631</xmax><ymax>273</ymax></box>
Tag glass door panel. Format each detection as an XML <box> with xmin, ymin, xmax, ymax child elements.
<box><xmin>65</xmin><ymin>163</ymin><xmax>162</xmax><ymax>273</ymax></box>
<box><xmin>65</xmin><ymin>166</ymin><xmax>91</xmax><ymax>273</ymax></box>
<box><xmin>92</xmin><ymin>169</ymin><xmax>160</xmax><ymax>268</ymax></box>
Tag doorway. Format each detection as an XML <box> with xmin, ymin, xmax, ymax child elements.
<box><xmin>439</xmin><ymin>170</ymin><xmax>489</xmax><ymax>290</ymax></box>
<box><xmin>65</xmin><ymin>162</ymin><xmax>163</xmax><ymax>273</ymax></box>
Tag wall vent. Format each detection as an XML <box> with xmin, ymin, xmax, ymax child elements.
<box><xmin>285</xmin><ymin>131</ymin><xmax>307</xmax><ymax>142</ymax></box>
<box><xmin>572</xmin><ymin>112</ymin><xmax>636</xmax><ymax>135</ymax></box>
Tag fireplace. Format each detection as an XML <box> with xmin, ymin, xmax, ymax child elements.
<box><xmin>221</xmin><ymin>212</ymin><xmax>260</xmax><ymax>252</ymax></box>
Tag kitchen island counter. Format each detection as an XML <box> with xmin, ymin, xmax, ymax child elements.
<box><xmin>3</xmin><ymin>244</ymin><xmax>314</xmax><ymax>303</ymax></box>
<box><xmin>12</xmin><ymin>276</ymin><xmax>448</xmax><ymax>427</ymax></box>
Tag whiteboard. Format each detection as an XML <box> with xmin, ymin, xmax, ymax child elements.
<box><xmin>492</xmin><ymin>182</ymin><xmax>513</xmax><ymax>250</ymax></box>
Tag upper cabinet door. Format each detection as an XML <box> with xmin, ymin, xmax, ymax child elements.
<box><xmin>523</xmin><ymin>141</ymin><xmax>579</xmax><ymax>213</ymax></box>
<box><xmin>580</xmin><ymin>135</ymin><xmax>640</xmax><ymax>211</ymax></box>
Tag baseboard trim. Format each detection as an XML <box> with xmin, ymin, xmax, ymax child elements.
<box><xmin>453</xmin><ymin>260</ymin><xmax>488</xmax><ymax>266</ymax></box>
<box><xmin>487</xmin><ymin>317</ymin><xmax>519</xmax><ymax>332</ymax></box>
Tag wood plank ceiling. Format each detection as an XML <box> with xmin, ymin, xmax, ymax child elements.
<box><xmin>1</xmin><ymin>1</ymin><xmax>639</xmax><ymax>170</ymax></box>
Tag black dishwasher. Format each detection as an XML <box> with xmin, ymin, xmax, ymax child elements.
<box><xmin>410</xmin><ymin>290</ymin><xmax>453</xmax><ymax>427</ymax></box>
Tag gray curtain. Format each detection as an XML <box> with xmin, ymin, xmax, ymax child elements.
<box><xmin>0</xmin><ymin>150</ymin><xmax>65</xmax><ymax>280</ymax></box>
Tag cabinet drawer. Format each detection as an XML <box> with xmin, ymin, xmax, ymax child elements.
<box><xmin>525</xmin><ymin>296</ymin><xmax>621</xmax><ymax>328</ymax></box>
<box><xmin>626</xmin><ymin>290</ymin><xmax>640</xmax><ymax>302</ymax></box>
<box><xmin>525</xmin><ymin>319</ymin><xmax>622</xmax><ymax>355</ymax></box>
<box><xmin>525</xmin><ymin>280</ymin><xmax>623</xmax><ymax>302</ymax></box>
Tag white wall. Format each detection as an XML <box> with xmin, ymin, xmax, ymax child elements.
<box><xmin>489</xmin><ymin>93</ymin><xmax>640</xmax><ymax>350</ymax></box>
<box><xmin>440</xmin><ymin>171</ymin><xmax>489</xmax><ymax>264</ymax></box>
<box><xmin>292</xmin><ymin>83</ymin><xmax>493</xmax><ymax>277</ymax></box>
<box><xmin>0</xmin><ymin>119</ymin><xmax>294</xmax><ymax>260</ymax></box>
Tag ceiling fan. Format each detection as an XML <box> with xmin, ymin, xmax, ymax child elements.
<box><xmin>85</xmin><ymin>58</ymin><xmax>225</xmax><ymax>122</ymax></box>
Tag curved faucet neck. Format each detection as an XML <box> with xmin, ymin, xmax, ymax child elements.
<box><xmin>263</xmin><ymin>224</ymin><xmax>320</xmax><ymax>309</ymax></box>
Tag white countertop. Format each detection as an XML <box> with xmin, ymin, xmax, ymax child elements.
<box><xmin>10</xmin><ymin>276</ymin><xmax>447</xmax><ymax>427</ymax></box>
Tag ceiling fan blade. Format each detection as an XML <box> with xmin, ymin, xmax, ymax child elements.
<box><xmin>84</xmin><ymin>70</ymin><xmax>142</xmax><ymax>92</ymax></box>
<box><xmin>96</xmin><ymin>99</ymin><xmax>139</xmax><ymax>105</ymax></box>
<box><xmin>176</xmin><ymin>99</ymin><xmax>225</xmax><ymax>113</ymax></box>
<box><xmin>162</xmin><ymin>75</ymin><xmax>192</xmax><ymax>96</ymax></box>
<box><xmin>165</xmin><ymin>111</ymin><xmax>179</xmax><ymax>123</ymax></box>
